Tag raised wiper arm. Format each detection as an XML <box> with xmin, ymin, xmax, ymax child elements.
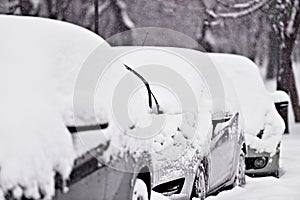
<box><xmin>123</xmin><ymin>64</ymin><xmax>163</xmax><ymax>114</ymax></box>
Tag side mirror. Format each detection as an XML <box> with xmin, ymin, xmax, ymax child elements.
<box><xmin>211</xmin><ymin>112</ymin><xmax>233</xmax><ymax>134</ymax></box>
<box><xmin>67</xmin><ymin>122</ymin><xmax>109</xmax><ymax>134</ymax></box>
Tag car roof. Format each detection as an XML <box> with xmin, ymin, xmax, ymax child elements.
<box><xmin>111</xmin><ymin>46</ymin><xmax>241</xmax><ymax>114</ymax></box>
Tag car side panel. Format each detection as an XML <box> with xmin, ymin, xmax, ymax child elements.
<box><xmin>209</xmin><ymin>127</ymin><xmax>232</xmax><ymax>189</ymax></box>
<box><xmin>54</xmin><ymin>167</ymin><xmax>107</xmax><ymax>200</ymax></box>
<box><xmin>208</xmin><ymin>113</ymin><xmax>240</xmax><ymax>190</ymax></box>
<box><xmin>226</xmin><ymin>113</ymin><xmax>241</xmax><ymax>182</ymax></box>
<box><xmin>104</xmin><ymin>159</ymin><xmax>138</xmax><ymax>200</ymax></box>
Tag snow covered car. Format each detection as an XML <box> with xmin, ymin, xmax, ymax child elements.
<box><xmin>0</xmin><ymin>16</ymin><xmax>152</xmax><ymax>200</ymax></box>
<box><xmin>212</xmin><ymin>54</ymin><xmax>286</xmax><ymax>178</ymax></box>
<box><xmin>111</xmin><ymin>46</ymin><xmax>247</xmax><ymax>200</ymax></box>
<box><xmin>244</xmin><ymin>91</ymin><xmax>289</xmax><ymax>178</ymax></box>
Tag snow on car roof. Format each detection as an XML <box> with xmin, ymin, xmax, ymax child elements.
<box><xmin>111</xmin><ymin>46</ymin><xmax>242</xmax><ymax>113</ymax></box>
<box><xmin>208</xmin><ymin>53</ymin><xmax>271</xmax><ymax>131</ymax></box>
<box><xmin>0</xmin><ymin>15</ymin><xmax>109</xmax><ymax>124</ymax></box>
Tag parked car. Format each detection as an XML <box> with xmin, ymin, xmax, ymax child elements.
<box><xmin>212</xmin><ymin>53</ymin><xmax>287</xmax><ymax>178</ymax></box>
<box><xmin>245</xmin><ymin>91</ymin><xmax>289</xmax><ymax>178</ymax></box>
<box><xmin>1</xmin><ymin>16</ymin><xmax>152</xmax><ymax>200</ymax></box>
<box><xmin>110</xmin><ymin>46</ymin><xmax>247</xmax><ymax>200</ymax></box>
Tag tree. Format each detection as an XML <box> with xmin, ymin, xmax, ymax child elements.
<box><xmin>94</xmin><ymin>0</ymin><xmax>99</xmax><ymax>34</ymax></box>
<box><xmin>276</xmin><ymin>0</ymin><xmax>300</xmax><ymax>122</ymax></box>
<box><xmin>202</xmin><ymin>0</ymin><xmax>270</xmax><ymax>56</ymax></box>
<box><xmin>204</xmin><ymin>0</ymin><xmax>300</xmax><ymax>123</ymax></box>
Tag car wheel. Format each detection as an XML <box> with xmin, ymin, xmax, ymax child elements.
<box><xmin>235</xmin><ymin>152</ymin><xmax>246</xmax><ymax>187</ymax></box>
<box><xmin>132</xmin><ymin>178</ymin><xmax>149</xmax><ymax>200</ymax></box>
<box><xmin>273</xmin><ymin>169</ymin><xmax>280</xmax><ymax>178</ymax></box>
<box><xmin>191</xmin><ymin>164</ymin><xmax>206</xmax><ymax>200</ymax></box>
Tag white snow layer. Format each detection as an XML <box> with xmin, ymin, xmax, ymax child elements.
<box><xmin>210</xmin><ymin>53</ymin><xmax>285</xmax><ymax>155</ymax></box>
<box><xmin>0</xmin><ymin>15</ymin><xmax>107</xmax><ymax>200</ymax></box>
<box><xmin>271</xmin><ymin>90</ymin><xmax>290</xmax><ymax>103</ymax></box>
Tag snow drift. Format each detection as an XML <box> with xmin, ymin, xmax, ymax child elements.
<box><xmin>0</xmin><ymin>15</ymin><xmax>108</xmax><ymax>200</ymax></box>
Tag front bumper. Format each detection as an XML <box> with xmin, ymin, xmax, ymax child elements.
<box><xmin>245</xmin><ymin>145</ymin><xmax>280</xmax><ymax>177</ymax></box>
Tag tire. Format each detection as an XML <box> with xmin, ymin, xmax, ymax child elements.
<box><xmin>273</xmin><ymin>169</ymin><xmax>280</xmax><ymax>178</ymax></box>
<box><xmin>132</xmin><ymin>178</ymin><xmax>149</xmax><ymax>200</ymax></box>
<box><xmin>191</xmin><ymin>164</ymin><xmax>206</xmax><ymax>200</ymax></box>
<box><xmin>235</xmin><ymin>151</ymin><xmax>246</xmax><ymax>187</ymax></box>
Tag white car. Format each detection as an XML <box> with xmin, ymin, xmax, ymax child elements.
<box><xmin>0</xmin><ymin>16</ymin><xmax>152</xmax><ymax>200</ymax></box>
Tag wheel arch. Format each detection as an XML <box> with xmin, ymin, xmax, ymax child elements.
<box><xmin>136</xmin><ymin>166</ymin><xmax>152</xmax><ymax>199</ymax></box>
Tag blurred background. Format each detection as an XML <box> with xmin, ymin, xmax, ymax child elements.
<box><xmin>0</xmin><ymin>0</ymin><xmax>299</xmax><ymax>122</ymax></box>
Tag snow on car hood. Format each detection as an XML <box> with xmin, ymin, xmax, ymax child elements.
<box><xmin>209</xmin><ymin>53</ymin><xmax>285</xmax><ymax>155</ymax></box>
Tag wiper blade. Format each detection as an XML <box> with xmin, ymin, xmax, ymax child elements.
<box><xmin>123</xmin><ymin>64</ymin><xmax>162</xmax><ymax>114</ymax></box>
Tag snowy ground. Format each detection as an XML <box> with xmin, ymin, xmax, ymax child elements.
<box><xmin>151</xmin><ymin>123</ymin><xmax>300</xmax><ymax>200</ymax></box>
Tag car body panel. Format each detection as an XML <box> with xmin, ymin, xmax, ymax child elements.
<box><xmin>208</xmin><ymin>113</ymin><xmax>241</xmax><ymax>193</ymax></box>
<box><xmin>53</xmin><ymin>146</ymin><xmax>152</xmax><ymax>200</ymax></box>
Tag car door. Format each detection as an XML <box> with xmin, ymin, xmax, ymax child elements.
<box><xmin>208</xmin><ymin>112</ymin><xmax>237</xmax><ymax>190</ymax></box>
<box><xmin>226</xmin><ymin>113</ymin><xmax>240</xmax><ymax>180</ymax></box>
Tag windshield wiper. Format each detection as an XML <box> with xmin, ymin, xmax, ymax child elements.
<box><xmin>123</xmin><ymin>64</ymin><xmax>163</xmax><ymax>114</ymax></box>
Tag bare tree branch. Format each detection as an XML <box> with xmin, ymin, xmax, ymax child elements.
<box><xmin>84</xmin><ymin>0</ymin><xmax>110</xmax><ymax>28</ymax></box>
<box><xmin>0</xmin><ymin>0</ymin><xmax>19</xmax><ymax>14</ymax></box>
<box><xmin>86</xmin><ymin>0</ymin><xmax>110</xmax><ymax>19</ymax></box>
<box><xmin>207</xmin><ymin>0</ymin><xmax>269</xmax><ymax>19</ymax></box>
<box><xmin>233</xmin><ymin>1</ymin><xmax>257</xmax><ymax>9</ymax></box>
<box><xmin>287</xmin><ymin>0</ymin><xmax>300</xmax><ymax>36</ymax></box>
<box><xmin>216</xmin><ymin>0</ymin><xmax>258</xmax><ymax>9</ymax></box>
<box><xmin>115</xmin><ymin>0</ymin><xmax>135</xmax><ymax>29</ymax></box>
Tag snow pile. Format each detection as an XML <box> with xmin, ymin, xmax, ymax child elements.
<box><xmin>0</xmin><ymin>15</ymin><xmax>107</xmax><ymax>199</ymax></box>
<box><xmin>0</xmin><ymin>96</ymin><xmax>75</xmax><ymax>200</ymax></box>
<box><xmin>210</xmin><ymin>53</ymin><xmax>285</xmax><ymax>155</ymax></box>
